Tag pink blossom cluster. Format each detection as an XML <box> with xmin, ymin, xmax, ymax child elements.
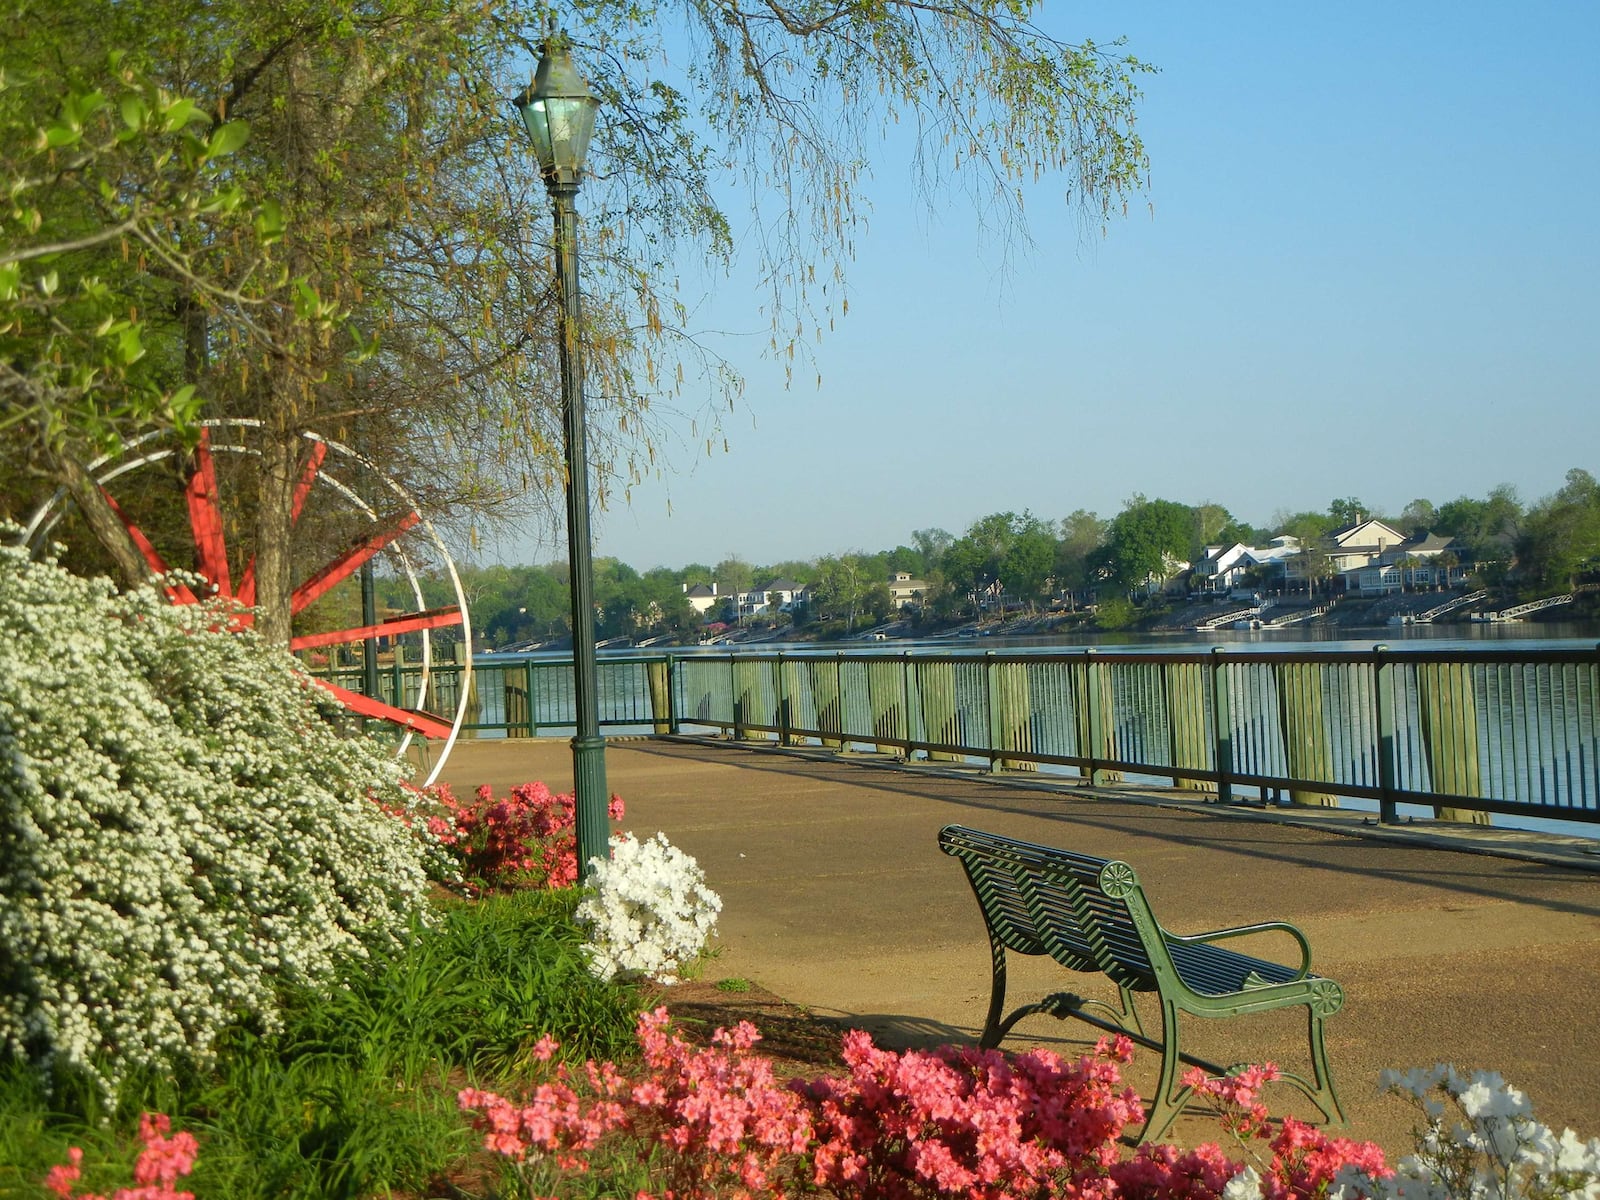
<box><xmin>797</xmin><ymin>1031</ymin><xmax>1143</xmax><ymax>1198</ymax></box>
<box><xmin>1110</xmin><ymin>1067</ymin><xmax>1389</xmax><ymax>1199</ymax></box>
<box><xmin>420</xmin><ymin>780</ymin><xmax>625</xmax><ymax>889</ymax></box>
<box><xmin>461</xmin><ymin>1007</ymin><xmax>813</xmax><ymax>1198</ymax></box>
<box><xmin>44</xmin><ymin>1112</ymin><xmax>198</xmax><ymax>1200</ymax></box>
<box><xmin>463</xmin><ymin>1009</ymin><xmax>1391</xmax><ymax>1200</ymax></box>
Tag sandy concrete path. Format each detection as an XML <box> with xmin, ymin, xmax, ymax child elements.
<box><xmin>438</xmin><ymin>736</ymin><xmax>1600</xmax><ymax>1156</ymax></box>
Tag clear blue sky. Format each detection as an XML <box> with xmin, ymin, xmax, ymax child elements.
<box><xmin>504</xmin><ymin>1</ymin><xmax>1598</xmax><ymax>573</ymax></box>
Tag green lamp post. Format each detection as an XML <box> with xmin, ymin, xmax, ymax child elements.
<box><xmin>513</xmin><ymin>35</ymin><xmax>609</xmax><ymax>881</ymax></box>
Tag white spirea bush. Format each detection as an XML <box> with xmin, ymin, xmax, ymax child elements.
<box><xmin>1370</xmin><ymin>1065</ymin><xmax>1600</xmax><ymax>1200</ymax></box>
<box><xmin>575</xmin><ymin>832</ymin><xmax>721</xmax><ymax>984</ymax></box>
<box><xmin>0</xmin><ymin>545</ymin><xmax>435</xmax><ymax>1102</ymax></box>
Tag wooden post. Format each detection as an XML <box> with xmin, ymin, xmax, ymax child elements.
<box><xmin>817</xmin><ymin>655</ymin><xmax>845</xmax><ymax>751</ymax></box>
<box><xmin>921</xmin><ymin>659</ymin><xmax>963</xmax><ymax>761</ymax></box>
<box><xmin>1078</xmin><ymin>650</ymin><xmax>1121</xmax><ymax>785</ymax></box>
<box><xmin>646</xmin><ymin>657</ymin><xmax>671</xmax><ymax>735</ymax></box>
<box><xmin>1417</xmin><ymin>660</ymin><xmax>1490</xmax><ymax>824</ymax></box>
<box><xmin>996</xmin><ymin>659</ymin><xmax>1037</xmax><ymax>771</ymax></box>
<box><xmin>1274</xmin><ymin>660</ymin><xmax>1337</xmax><ymax>806</ymax></box>
<box><xmin>1166</xmin><ymin>658</ymin><xmax>1214</xmax><ymax>793</ymax></box>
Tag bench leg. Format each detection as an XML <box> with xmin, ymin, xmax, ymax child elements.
<box><xmin>1302</xmin><ymin>1007</ymin><xmax>1347</xmax><ymax>1127</ymax></box>
<box><xmin>1139</xmin><ymin>997</ymin><xmax>1190</xmax><ymax>1144</ymax></box>
<box><xmin>978</xmin><ymin>939</ymin><xmax>1009</xmax><ymax>1049</ymax></box>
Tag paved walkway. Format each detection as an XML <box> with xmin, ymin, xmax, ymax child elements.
<box><xmin>438</xmin><ymin>735</ymin><xmax>1600</xmax><ymax>1156</ymax></box>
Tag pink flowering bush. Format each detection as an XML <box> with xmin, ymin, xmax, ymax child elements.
<box><xmin>797</xmin><ymin>1031</ymin><xmax>1143</xmax><ymax>1198</ymax></box>
<box><xmin>461</xmin><ymin>1007</ymin><xmax>813</xmax><ymax>1198</ymax></box>
<box><xmin>1110</xmin><ymin>1066</ymin><xmax>1390</xmax><ymax>1200</ymax></box>
<box><xmin>420</xmin><ymin>780</ymin><xmax>625</xmax><ymax>890</ymax></box>
<box><xmin>43</xmin><ymin>1112</ymin><xmax>198</xmax><ymax>1200</ymax></box>
<box><xmin>460</xmin><ymin>1015</ymin><xmax>1410</xmax><ymax>1200</ymax></box>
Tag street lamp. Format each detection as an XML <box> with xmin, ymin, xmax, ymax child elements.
<box><xmin>513</xmin><ymin>35</ymin><xmax>609</xmax><ymax>881</ymax></box>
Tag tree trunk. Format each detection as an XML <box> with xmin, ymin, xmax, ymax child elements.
<box><xmin>55</xmin><ymin>452</ymin><xmax>153</xmax><ymax>588</ymax></box>
<box><xmin>253</xmin><ymin>433</ymin><xmax>301</xmax><ymax>647</ymax></box>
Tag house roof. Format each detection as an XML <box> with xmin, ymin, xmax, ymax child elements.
<box><xmin>1330</xmin><ymin>518</ymin><xmax>1406</xmax><ymax>552</ymax></box>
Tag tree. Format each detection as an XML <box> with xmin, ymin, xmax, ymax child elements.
<box><xmin>1000</xmin><ymin>519</ymin><xmax>1057</xmax><ymax>612</ymax></box>
<box><xmin>811</xmin><ymin>553</ymin><xmax>880</xmax><ymax>630</ymax></box>
<box><xmin>1435</xmin><ymin>486</ymin><xmax>1523</xmax><ymax>564</ymax></box>
<box><xmin>1054</xmin><ymin>510</ymin><xmax>1107</xmax><ymax>605</ymax></box>
<box><xmin>1327</xmin><ymin>497</ymin><xmax>1369</xmax><ymax>529</ymax></box>
<box><xmin>911</xmin><ymin>528</ymin><xmax>955</xmax><ymax>572</ymax></box>
<box><xmin>8</xmin><ymin>1</ymin><xmax>1154</xmax><ymax>648</ymax></box>
<box><xmin>1398</xmin><ymin>497</ymin><xmax>1438</xmax><ymax>537</ymax></box>
<box><xmin>1103</xmin><ymin>497</ymin><xmax>1192</xmax><ymax>595</ymax></box>
<box><xmin>1514</xmin><ymin>469</ymin><xmax>1600</xmax><ymax>594</ymax></box>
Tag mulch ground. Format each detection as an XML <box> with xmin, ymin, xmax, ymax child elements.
<box><xmin>650</xmin><ymin>978</ymin><xmax>851</xmax><ymax>1078</ymax></box>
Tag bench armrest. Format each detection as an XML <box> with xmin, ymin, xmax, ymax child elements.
<box><xmin>1167</xmin><ymin>921</ymin><xmax>1313</xmax><ymax>979</ymax></box>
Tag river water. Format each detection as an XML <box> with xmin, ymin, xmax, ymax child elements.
<box><xmin>674</xmin><ymin>618</ymin><xmax>1600</xmax><ymax>657</ymax></box>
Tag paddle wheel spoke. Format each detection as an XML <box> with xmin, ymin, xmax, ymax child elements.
<box><xmin>313</xmin><ymin>679</ymin><xmax>457</xmax><ymax>741</ymax></box>
<box><xmin>290</xmin><ymin>510</ymin><xmax>422</xmax><ymax>615</ymax></box>
<box><xmin>185</xmin><ymin>430</ymin><xmax>232</xmax><ymax>598</ymax></box>
<box><xmin>289</xmin><ymin>606</ymin><xmax>464</xmax><ymax>652</ymax></box>
<box><xmin>101</xmin><ymin>493</ymin><xmax>200</xmax><ymax>606</ymax></box>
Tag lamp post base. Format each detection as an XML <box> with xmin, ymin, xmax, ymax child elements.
<box><xmin>572</xmin><ymin>732</ymin><xmax>610</xmax><ymax>876</ymax></box>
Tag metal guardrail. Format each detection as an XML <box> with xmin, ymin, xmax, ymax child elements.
<box><xmin>320</xmin><ymin>644</ymin><xmax>1600</xmax><ymax>827</ymax></box>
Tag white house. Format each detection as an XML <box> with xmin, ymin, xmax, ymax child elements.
<box><xmin>681</xmin><ymin>582</ymin><xmax>722</xmax><ymax>616</ymax></box>
<box><xmin>1191</xmin><ymin>544</ymin><xmax>1256</xmax><ymax>595</ymax></box>
<box><xmin>887</xmin><ymin>571</ymin><xmax>929</xmax><ymax>609</ymax></box>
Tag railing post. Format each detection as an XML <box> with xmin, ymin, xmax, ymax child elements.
<box><xmin>985</xmin><ymin>651</ymin><xmax>1002</xmax><ymax>773</ymax></box>
<box><xmin>776</xmin><ymin>651</ymin><xmax>790</xmax><ymax>745</ymax></box>
<box><xmin>901</xmin><ymin>651</ymin><xmax>915</xmax><ymax>761</ymax></box>
<box><xmin>1210</xmin><ymin>647</ymin><xmax>1233</xmax><ymax>804</ymax></box>
<box><xmin>525</xmin><ymin>659</ymin><xmax>538</xmax><ymax>737</ymax></box>
<box><xmin>645</xmin><ymin>654</ymin><xmax>671</xmax><ymax>735</ymax></box>
<box><xmin>666</xmin><ymin>654</ymin><xmax>680</xmax><ymax>734</ymax></box>
<box><xmin>391</xmin><ymin>644</ymin><xmax>406</xmax><ymax>710</ymax></box>
<box><xmin>1085</xmin><ymin>649</ymin><xmax>1106</xmax><ymax>786</ymax></box>
<box><xmin>729</xmin><ymin>654</ymin><xmax>742</xmax><ymax>740</ymax></box>
<box><xmin>1374</xmin><ymin>643</ymin><xmax>1399</xmax><ymax>824</ymax></box>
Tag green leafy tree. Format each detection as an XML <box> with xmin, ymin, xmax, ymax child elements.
<box><xmin>1000</xmin><ymin>519</ymin><xmax>1057</xmax><ymax>611</ymax></box>
<box><xmin>1327</xmin><ymin>497</ymin><xmax>1369</xmax><ymax>529</ymax></box>
<box><xmin>8</xmin><ymin>0</ymin><xmax>1153</xmax><ymax>650</ymax></box>
<box><xmin>1054</xmin><ymin>509</ymin><xmax>1107</xmax><ymax>604</ymax></box>
<box><xmin>1103</xmin><ymin>496</ymin><xmax>1193</xmax><ymax>594</ymax></box>
<box><xmin>1514</xmin><ymin>469</ymin><xmax>1600</xmax><ymax>594</ymax></box>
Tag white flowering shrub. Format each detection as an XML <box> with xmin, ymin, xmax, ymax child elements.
<box><xmin>0</xmin><ymin>545</ymin><xmax>436</xmax><ymax>1102</ymax></box>
<box><xmin>574</xmin><ymin>832</ymin><xmax>721</xmax><ymax>984</ymax></box>
<box><xmin>1371</xmin><ymin>1065</ymin><xmax>1600</xmax><ymax>1200</ymax></box>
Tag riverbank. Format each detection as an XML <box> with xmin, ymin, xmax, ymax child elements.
<box><xmin>711</xmin><ymin>588</ymin><xmax>1598</xmax><ymax>648</ymax></box>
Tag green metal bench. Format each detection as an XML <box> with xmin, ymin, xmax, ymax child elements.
<box><xmin>938</xmin><ymin>823</ymin><xmax>1346</xmax><ymax>1142</ymax></box>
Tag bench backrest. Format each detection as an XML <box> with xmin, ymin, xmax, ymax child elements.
<box><xmin>938</xmin><ymin>824</ymin><xmax>1162</xmax><ymax>992</ymax></box>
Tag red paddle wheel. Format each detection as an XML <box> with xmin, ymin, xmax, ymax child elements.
<box><xmin>21</xmin><ymin>420</ymin><xmax>472</xmax><ymax>786</ymax></box>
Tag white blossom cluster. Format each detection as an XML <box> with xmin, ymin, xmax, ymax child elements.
<box><xmin>0</xmin><ymin>545</ymin><xmax>436</xmax><ymax>1102</ymax></box>
<box><xmin>1367</xmin><ymin>1065</ymin><xmax>1600</xmax><ymax>1200</ymax></box>
<box><xmin>574</xmin><ymin>832</ymin><xmax>721</xmax><ymax>984</ymax></box>
<box><xmin>1257</xmin><ymin>1067</ymin><xmax>1600</xmax><ymax>1200</ymax></box>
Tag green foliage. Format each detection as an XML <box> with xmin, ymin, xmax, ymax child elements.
<box><xmin>1102</xmin><ymin>496</ymin><xmax>1194</xmax><ymax>593</ymax></box>
<box><xmin>0</xmin><ymin>61</ymin><xmax>261</xmax><ymax>467</ymax></box>
<box><xmin>0</xmin><ymin>890</ymin><xmax>646</xmax><ymax>1198</ymax></box>
<box><xmin>1093</xmin><ymin>595</ymin><xmax>1137</xmax><ymax>630</ymax></box>
<box><xmin>1514</xmin><ymin>469</ymin><xmax>1600</xmax><ymax>595</ymax></box>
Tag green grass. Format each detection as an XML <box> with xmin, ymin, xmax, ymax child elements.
<box><xmin>0</xmin><ymin>888</ymin><xmax>647</xmax><ymax>1200</ymax></box>
<box><xmin>715</xmin><ymin>977</ymin><xmax>753</xmax><ymax>993</ymax></box>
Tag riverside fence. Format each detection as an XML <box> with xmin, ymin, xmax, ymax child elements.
<box><xmin>321</xmin><ymin>645</ymin><xmax>1600</xmax><ymax>828</ymax></box>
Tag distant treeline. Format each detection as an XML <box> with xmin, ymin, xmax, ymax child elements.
<box><xmin>386</xmin><ymin>470</ymin><xmax>1599</xmax><ymax>646</ymax></box>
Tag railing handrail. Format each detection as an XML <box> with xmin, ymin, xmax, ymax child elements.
<box><xmin>313</xmin><ymin>640</ymin><xmax>1600</xmax><ymax>828</ymax></box>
